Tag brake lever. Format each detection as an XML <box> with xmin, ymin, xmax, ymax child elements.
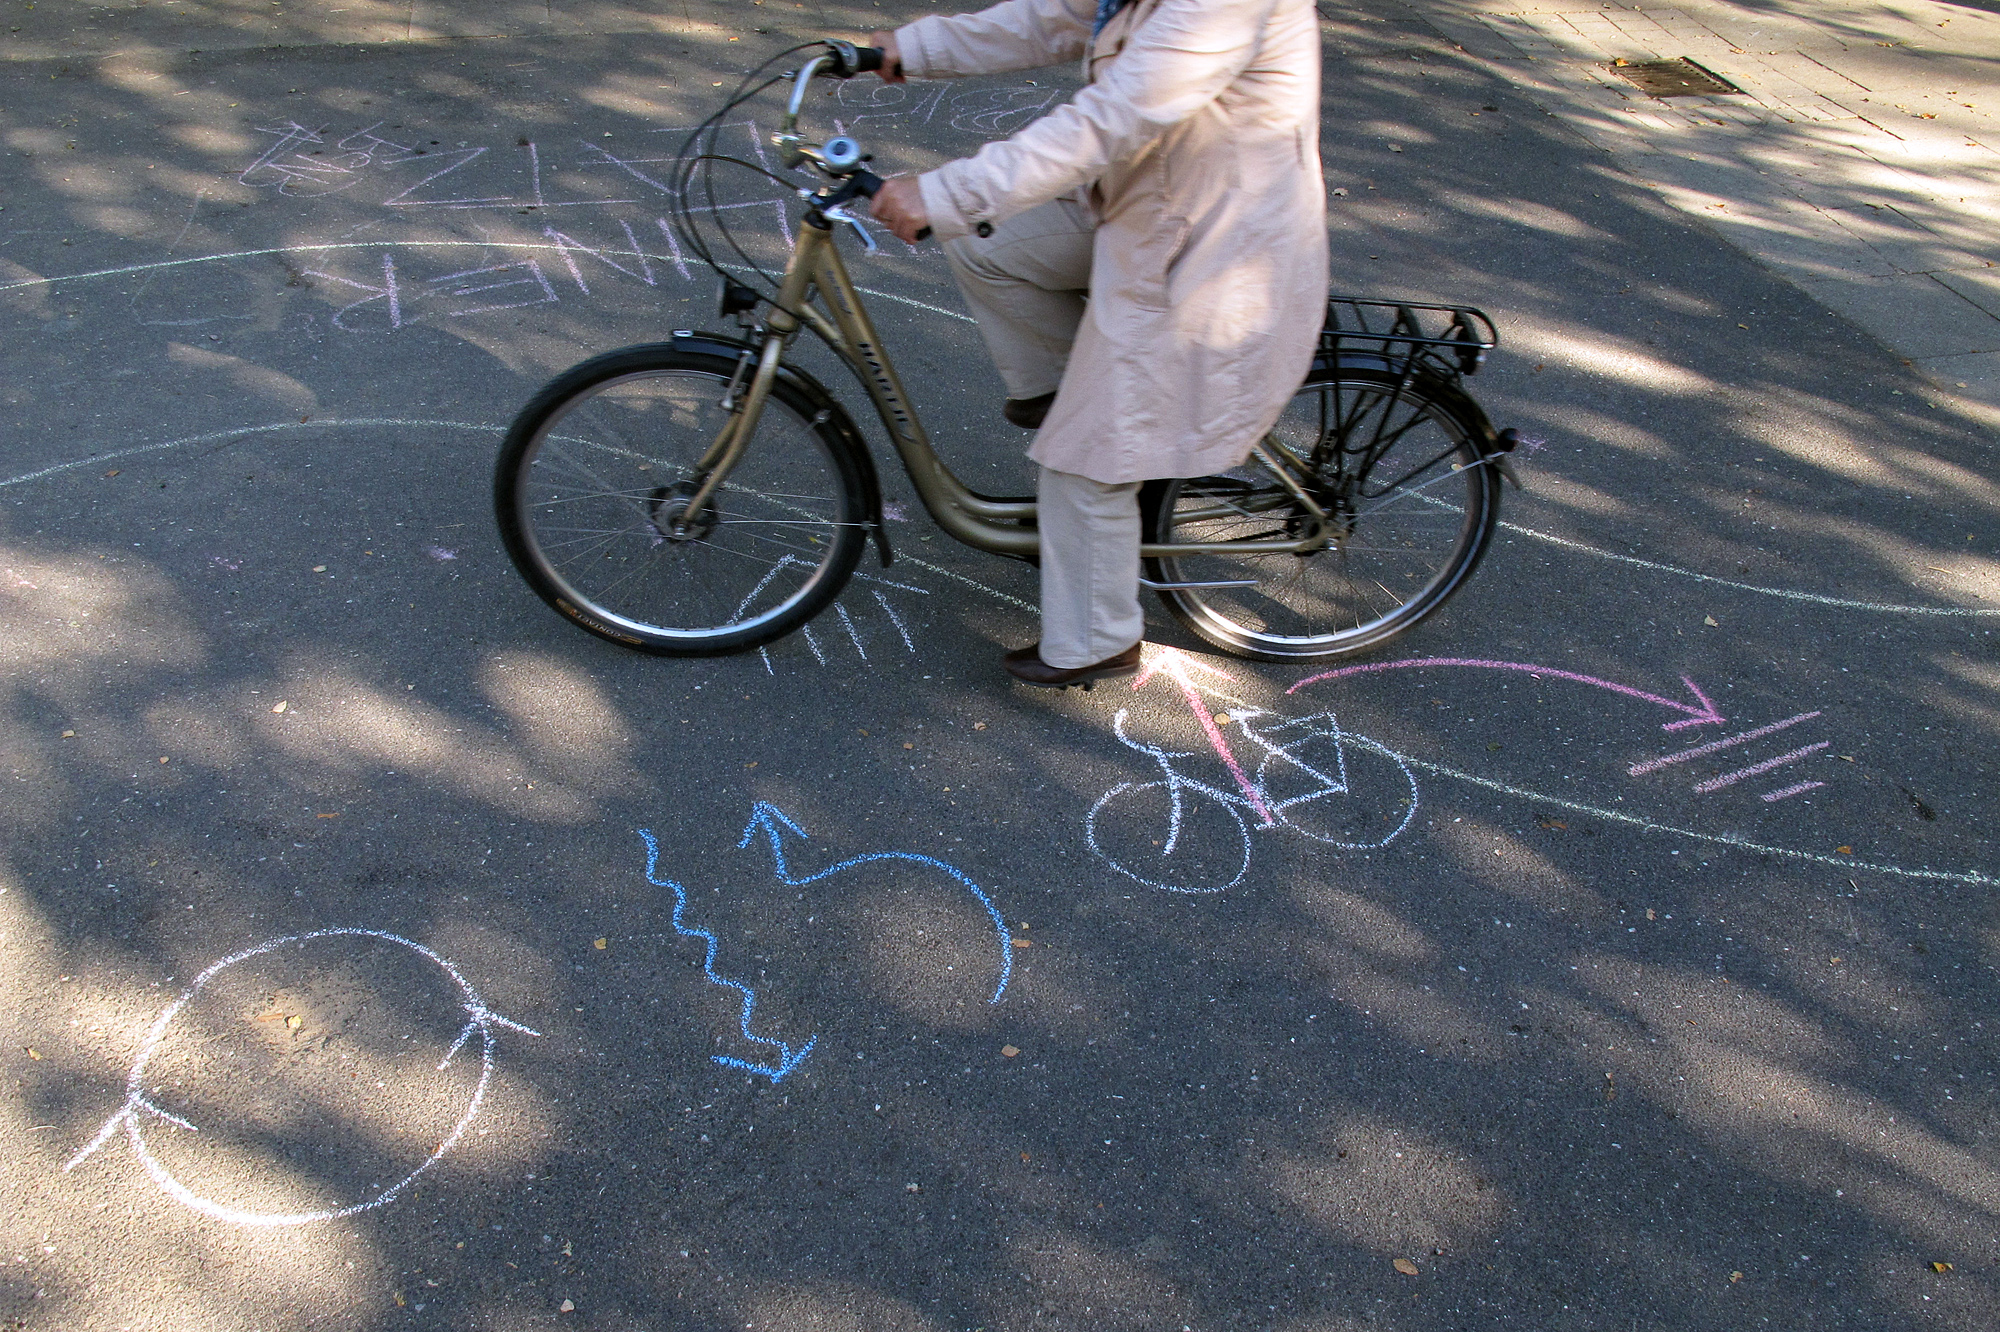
<box><xmin>821</xmin><ymin>205</ymin><xmax>879</xmax><ymax>254</ymax></box>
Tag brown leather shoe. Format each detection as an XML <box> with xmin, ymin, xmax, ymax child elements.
<box><xmin>1002</xmin><ymin>392</ymin><xmax>1057</xmax><ymax>430</ymax></box>
<box><xmin>1003</xmin><ymin>641</ymin><xmax>1143</xmax><ymax>689</ymax></box>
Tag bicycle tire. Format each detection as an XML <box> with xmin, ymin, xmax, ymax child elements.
<box><xmin>1085</xmin><ymin>780</ymin><xmax>1253</xmax><ymax>894</ymax></box>
<box><xmin>1142</xmin><ymin>366</ymin><xmax>1501</xmax><ymax>663</ymax></box>
<box><xmin>495</xmin><ymin>344</ymin><xmax>869</xmax><ymax>656</ymax></box>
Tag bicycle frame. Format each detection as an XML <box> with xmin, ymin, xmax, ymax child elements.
<box><xmin>678</xmin><ymin>209</ymin><xmax>1342</xmax><ymax>562</ymax></box>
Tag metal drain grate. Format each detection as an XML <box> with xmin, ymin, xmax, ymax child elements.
<box><xmin>1608</xmin><ymin>57</ymin><xmax>1744</xmax><ymax>97</ymax></box>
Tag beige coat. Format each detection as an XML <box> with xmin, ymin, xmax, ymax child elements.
<box><xmin>900</xmin><ymin>0</ymin><xmax>1327</xmax><ymax>484</ymax></box>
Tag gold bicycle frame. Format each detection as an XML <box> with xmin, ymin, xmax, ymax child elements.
<box><xmin>679</xmin><ymin>203</ymin><xmax>1336</xmax><ymax>563</ymax></box>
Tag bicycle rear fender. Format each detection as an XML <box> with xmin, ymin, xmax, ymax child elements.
<box><xmin>669</xmin><ymin>330</ymin><xmax>894</xmax><ymax>567</ymax></box>
<box><xmin>1317</xmin><ymin>351</ymin><xmax>1503</xmax><ymax>453</ymax></box>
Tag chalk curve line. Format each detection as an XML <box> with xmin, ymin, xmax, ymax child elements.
<box><xmin>738</xmin><ymin>801</ymin><xmax>1014</xmax><ymax>1005</ymax></box>
<box><xmin>63</xmin><ymin>927</ymin><xmax>540</xmax><ymax>1228</ymax></box>
<box><xmin>1494</xmin><ymin>519</ymin><xmax>1999</xmax><ymax>618</ymax></box>
<box><xmin>1329</xmin><ymin>732</ymin><xmax>1996</xmax><ymax>889</ymax></box>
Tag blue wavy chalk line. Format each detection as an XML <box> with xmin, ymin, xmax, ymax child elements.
<box><xmin>636</xmin><ymin>828</ymin><xmax>818</xmax><ymax>1083</ymax></box>
<box><xmin>737</xmin><ymin>802</ymin><xmax>1014</xmax><ymax>1005</ymax></box>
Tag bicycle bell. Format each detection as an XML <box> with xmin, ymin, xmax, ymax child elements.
<box><xmin>821</xmin><ymin>136</ymin><xmax>866</xmax><ymax>172</ymax></box>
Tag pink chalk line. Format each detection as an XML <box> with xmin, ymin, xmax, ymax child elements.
<box><xmin>1761</xmin><ymin>781</ymin><xmax>1826</xmax><ymax>803</ymax></box>
<box><xmin>1692</xmin><ymin>742</ymin><xmax>1830</xmax><ymax>794</ymax></box>
<box><xmin>1628</xmin><ymin>711</ymin><xmax>1822</xmax><ymax>777</ymax></box>
<box><xmin>1289</xmin><ymin>657</ymin><xmax>1725</xmax><ymax>731</ymax></box>
<box><xmin>1135</xmin><ymin>648</ymin><xmax>1275</xmax><ymax>827</ymax></box>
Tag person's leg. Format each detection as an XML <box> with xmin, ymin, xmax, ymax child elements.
<box><xmin>942</xmin><ymin>195</ymin><xmax>1095</xmax><ymax>401</ymax></box>
<box><xmin>1034</xmin><ymin>466</ymin><xmax>1144</xmax><ymax>669</ymax></box>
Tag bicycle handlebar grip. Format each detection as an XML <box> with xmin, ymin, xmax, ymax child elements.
<box><xmin>822</xmin><ymin>41</ymin><xmax>885</xmax><ymax>77</ymax></box>
<box><xmin>842</xmin><ymin>169</ymin><xmax>933</xmax><ymax>241</ymax></box>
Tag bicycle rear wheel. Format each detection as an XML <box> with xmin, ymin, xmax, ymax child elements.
<box><xmin>495</xmin><ymin>344</ymin><xmax>868</xmax><ymax>655</ymax></box>
<box><xmin>1143</xmin><ymin>367</ymin><xmax>1500</xmax><ymax>663</ymax></box>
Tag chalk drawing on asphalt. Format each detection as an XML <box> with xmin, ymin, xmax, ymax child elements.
<box><xmin>1086</xmin><ymin>650</ymin><xmax>1420</xmax><ymax>893</ymax></box>
<box><xmin>635</xmin><ymin>804</ymin><xmax>1011</xmax><ymax>1084</ymax></box>
<box><xmin>63</xmin><ymin>928</ymin><xmax>539</xmax><ymax>1227</ymax></box>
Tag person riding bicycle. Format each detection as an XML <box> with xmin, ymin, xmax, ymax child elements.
<box><xmin>865</xmin><ymin>0</ymin><xmax>1327</xmax><ymax>687</ymax></box>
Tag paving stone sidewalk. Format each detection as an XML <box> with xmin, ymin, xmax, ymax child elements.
<box><xmin>1407</xmin><ymin>0</ymin><xmax>2000</xmax><ymax>415</ymax></box>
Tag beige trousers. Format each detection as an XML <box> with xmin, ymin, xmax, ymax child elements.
<box><xmin>944</xmin><ymin>197</ymin><xmax>1144</xmax><ymax>669</ymax></box>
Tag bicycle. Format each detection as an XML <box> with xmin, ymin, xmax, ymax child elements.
<box><xmin>494</xmin><ymin>40</ymin><xmax>1523</xmax><ymax>664</ymax></box>
<box><xmin>1086</xmin><ymin>705</ymin><xmax>1421</xmax><ymax>893</ymax></box>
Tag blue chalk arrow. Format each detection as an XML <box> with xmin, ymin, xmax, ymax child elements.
<box><xmin>738</xmin><ymin>801</ymin><xmax>1013</xmax><ymax>1004</ymax></box>
<box><xmin>635</xmin><ymin>828</ymin><xmax>818</xmax><ymax>1084</ymax></box>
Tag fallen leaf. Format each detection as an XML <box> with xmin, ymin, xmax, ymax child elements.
<box><xmin>312</xmin><ymin>565</ymin><xmax>327</xmax><ymax>573</ymax></box>
<box><xmin>559</xmin><ymin>1299</ymin><xmax>575</xmax><ymax>1312</ymax></box>
<box><xmin>285</xmin><ymin>1015</ymin><xmax>303</xmax><ymax>1030</ymax></box>
<box><xmin>1603</xmin><ymin>1071</ymin><xmax>1616</xmax><ymax>1102</ymax></box>
<box><xmin>103</xmin><ymin>469</ymin><xmax>121</xmax><ymax>478</ymax></box>
<box><xmin>61</xmin><ymin>730</ymin><xmax>74</xmax><ymax>738</ymax></box>
<box><xmin>271</xmin><ymin>701</ymin><xmax>287</xmax><ymax>713</ymax></box>
<box><xmin>857</xmin><ymin>728</ymin><xmax>869</xmax><ymax>736</ymax></box>
<box><xmin>1213</xmin><ymin>712</ymin><xmax>1230</xmax><ymax>725</ymax></box>
<box><xmin>393</xmin><ymin>1291</ymin><xmax>406</xmax><ymax>1308</ymax></box>
<box><xmin>972</xmin><ymin>721</ymin><xmax>987</xmax><ymax>731</ymax></box>
<box><xmin>1001</xmin><ymin>1045</ymin><xmax>1020</xmax><ymax>1058</ymax></box>
<box><xmin>1932</xmin><ymin>1261</ymin><xmax>1953</xmax><ymax>1274</ymax></box>
<box><xmin>1836</xmin><ymin>846</ymin><xmax>1853</xmax><ymax>855</ymax></box>
<box><xmin>905</xmin><ymin>1182</ymin><xmax>920</xmax><ymax>1193</ymax></box>
<box><xmin>1730</xmin><ymin>1271</ymin><xmax>1744</xmax><ymax>1283</ymax></box>
<box><xmin>27</xmin><ymin>1048</ymin><xmax>42</xmax><ymax>1060</ymax></box>
<box><xmin>744</xmin><ymin>761</ymin><xmax>758</xmax><ymax>768</ymax></box>
<box><xmin>1393</xmin><ymin>1257</ymin><xmax>1419</xmax><ymax>1276</ymax></box>
<box><xmin>1829</xmin><ymin>956</ymin><xmax>1842</xmax><ymax>964</ymax></box>
<box><xmin>317</xmin><ymin>811</ymin><xmax>340</xmax><ymax>818</ymax></box>
<box><xmin>1011</xmin><ymin>938</ymin><xmax>1032</xmax><ymax>948</ymax></box>
<box><xmin>1645</xmin><ymin>908</ymin><xmax>1656</xmax><ymax>920</ymax></box>
<box><xmin>593</xmin><ymin>938</ymin><xmax>608</xmax><ymax>950</ymax></box>
<box><xmin>1538</xmin><ymin>819</ymin><xmax>1566</xmax><ymax>830</ymax></box>
<box><xmin>1703</xmin><ymin>615</ymin><xmax>1719</xmax><ymax>626</ymax></box>
<box><xmin>1020</xmin><ymin>1151</ymin><xmax>1031</xmax><ymax>1162</ymax></box>
<box><xmin>903</xmin><ymin>742</ymin><xmax>914</xmax><ymax>750</ymax></box>
<box><xmin>158</xmin><ymin>756</ymin><xmax>169</xmax><ymax>764</ymax></box>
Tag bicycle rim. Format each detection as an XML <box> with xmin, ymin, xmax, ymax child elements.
<box><xmin>497</xmin><ymin>350</ymin><xmax>865</xmax><ymax>655</ymax></box>
<box><xmin>1146</xmin><ymin>369</ymin><xmax>1499</xmax><ymax>663</ymax></box>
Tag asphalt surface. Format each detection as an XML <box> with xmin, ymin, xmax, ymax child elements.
<box><xmin>2</xmin><ymin>3</ymin><xmax>1996</xmax><ymax>1330</ymax></box>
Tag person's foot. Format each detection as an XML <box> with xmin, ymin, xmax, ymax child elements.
<box><xmin>1002</xmin><ymin>392</ymin><xmax>1057</xmax><ymax>430</ymax></box>
<box><xmin>1002</xmin><ymin>641</ymin><xmax>1143</xmax><ymax>689</ymax></box>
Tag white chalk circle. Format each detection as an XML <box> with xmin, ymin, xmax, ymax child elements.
<box><xmin>66</xmin><ymin>928</ymin><xmax>538</xmax><ymax>1226</ymax></box>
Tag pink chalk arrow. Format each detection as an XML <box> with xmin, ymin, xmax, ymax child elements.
<box><xmin>1288</xmin><ymin>657</ymin><xmax>1726</xmax><ymax>731</ymax></box>
<box><xmin>1134</xmin><ymin>648</ymin><xmax>1275</xmax><ymax>825</ymax></box>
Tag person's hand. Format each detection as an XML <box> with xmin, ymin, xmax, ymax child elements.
<box><xmin>868</xmin><ymin>175</ymin><xmax>930</xmax><ymax>245</ymax></box>
<box><xmin>866</xmin><ymin>30</ymin><xmax>905</xmax><ymax>83</ymax></box>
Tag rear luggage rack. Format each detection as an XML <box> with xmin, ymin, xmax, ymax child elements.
<box><xmin>1322</xmin><ymin>295</ymin><xmax>1500</xmax><ymax>379</ymax></box>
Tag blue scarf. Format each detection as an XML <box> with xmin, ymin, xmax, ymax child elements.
<box><xmin>1093</xmin><ymin>0</ymin><xmax>1134</xmax><ymax>37</ymax></box>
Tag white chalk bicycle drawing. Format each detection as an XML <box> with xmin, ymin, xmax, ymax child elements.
<box><xmin>64</xmin><ymin>928</ymin><xmax>538</xmax><ymax>1227</ymax></box>
<box><xmin>1088</xmin><ymin>704</ymin><xmax>1420</xmax><ymax>894</ymax></box>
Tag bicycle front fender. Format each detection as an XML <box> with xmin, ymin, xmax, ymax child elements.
<box><xmin>668</xmin><ymin>330</ymin><xmax>892</xmax><ymax>567</ymax></box>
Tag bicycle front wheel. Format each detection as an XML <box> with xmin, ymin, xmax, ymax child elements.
<box><xmin>495</xmin><ymin>344</ymin><xmax>868</xmax><ymax>655</ymax></box>
<box><xmin>1143</xmin><ymin>367</ymin><xmax>1500</xmax><ymax>663</ymax></box>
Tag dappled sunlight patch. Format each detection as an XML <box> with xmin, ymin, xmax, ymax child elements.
<box><xmin>1435</xmin><ymin>189</ymin><xmax>1613</xmax><ymax>241</ymax></box>
<box><xmin>1293</xmin><ymin>884</ymin><xmax>1435</xmax><ymax>963</ymax></box>
<box><xmin>478</xmin><ymin>650</ymin><xmax>648</xmax><ymax>796</ymax></box>
<box><xmin>255</xmin><ymin>666</ymin><xmax>599</xmax><ymax>820</ymax></box>
<box><xmin>165</xmin><ymin>342</ymin><xmax>319</xmax><ymax>414</ymax></box>
<box><xmin>1428</xmin><ymin>820</ymin><xmax>1604</xmax><ymax>916</ymax></box>
<box><xmin>1264</xmin><ymin>1112</ymin><xmax>1504</xmax><ymax>1254</ymax></box>
<box><xmin>1512</xmin><ymin>322</ymin><xmax>1716</xmax><ymax>397</ymax></box>
<box><xmin>737</xmin><ymin>1280</ymin><xmax>948</xmax><ymax>1331</ymax></box>
<box><xmin>1004</xmin><ymin>1229</ymin><xmax>1189</xmax><ymax>1326</ymax></box>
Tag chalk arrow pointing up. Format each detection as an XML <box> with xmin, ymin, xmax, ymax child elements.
<box><xmin>737</xmin><ymin>802</ymin><xmax>1014</xmax><ymax>1005</ymax></box>
<box><xmin>1289</xmin><ymin>657</ymin><xmax>1726</xmax><ymax>731</ymax></box>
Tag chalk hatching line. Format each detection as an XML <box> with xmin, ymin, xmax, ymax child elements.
<box><xmin>1291</xmin><ymin>657</ymin><xmax>1726</xmax><ymax>731</ymax></box>
<box><xmin>1762</xmin><ymin>781</ymin><xmax>1826</xmax><ymax>803</ymax></box>
<box><xmin>635</xmin><ymin>828</ymin><xmax>818</xmax><ymax>1083</ymax></box>
<box><xmin>739</xmin><ymin>802</ymin><xmax>1013</xmax><ymax>1005</ymax></box>
<box><xmin>64</xmin><ymin>928</ymin><xmax>538</xmax><ymax>1227</ymax></box>
<box><xmin>1692</xmin><ymin>741</ymin><xmax>1832</xmax><ymax>795</ymax></box>
<box><xmin>1628</xmin><ymin>711</ymin><xmax>1822</xmax><ymax>776</ymax></box>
